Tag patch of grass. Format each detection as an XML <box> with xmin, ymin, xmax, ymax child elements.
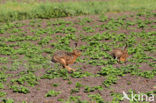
<box><xmin>0</xmin><ymin>0</ymin><xmax>156</xmax><ymax>22</ymax></box>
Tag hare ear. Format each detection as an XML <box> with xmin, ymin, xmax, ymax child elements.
<box><xmin>75</xmin><ymin>42</ymin><xmax>78</xmax><ymax>47</ymax></box>
<box><xmin>122</xmin><ymin>43</ymin><xmax>127</xmax><ymax>50</ymax></box>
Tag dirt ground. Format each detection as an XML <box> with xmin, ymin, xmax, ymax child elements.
<box><xmin>0</xmin><ymin>11</ymin><xmax>156</xmax><ymax>103</ymax></box>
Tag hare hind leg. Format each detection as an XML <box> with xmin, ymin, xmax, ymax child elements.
<box><xmin>65</xmin><ymin>66</ymin><xmax>76</xmax><ymax>72</ymax></box>
<box><xmin>59</xmin><ymin>58</ymin><xmax>75</xmax><ymax>72</ymax></box>
<box><xmin>58</xmin><ymin>58</ymin><xmax>66</xmax><ymax>67</ymax></box>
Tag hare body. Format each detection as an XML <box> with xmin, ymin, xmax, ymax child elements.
<box><xmin>111</xmin><ymin>49</ymin><xmax>123</xmax><ymax>59</ymax></box>
<box><xmin>111</xmin><ymin>44</ymin><xmax>128</xmax><ymax>62</ymax></box>
<box><xmin>52</xmin><ymin>50</ymin><xmax>81</xmax><ymax>71</ymax></box>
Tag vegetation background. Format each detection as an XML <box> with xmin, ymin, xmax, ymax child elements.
<box><xmin>0</xmin><ymin>0</ymin><xmax>156</xmax><ymax>22</ymax></box>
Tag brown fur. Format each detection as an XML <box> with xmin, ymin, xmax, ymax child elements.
<box><xmin>111</xmin><ymin>44</ymin><xmax>128</xmax><ymax>62</ymax></box>
<box><xmin>52</xmin><ymin>50</ymin><xmax>81</xmax><ymax>72</ymax></box>
<box><xmin>44</xmin><ymin>100</ymin><xmax>53</xmax><ymax>103</ymax></box>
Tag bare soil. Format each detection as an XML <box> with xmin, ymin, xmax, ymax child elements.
<box><xmin>0</xmin><ymin>11</ymin><xmax>156</xmax><ymax>103</ymax></box>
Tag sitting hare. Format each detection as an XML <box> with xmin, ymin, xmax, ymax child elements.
<box><xmin>111</xmin><ymin>44</ymin><xmax>128</xmax><ymax>62</ymax></box>
<box><xmin>52</xmin><ymin>50</ymin><xmax>81</xmax><ymax>72</ymax></box>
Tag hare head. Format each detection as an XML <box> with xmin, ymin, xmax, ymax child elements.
<box><xmin>73</xmin><ymin>50</ymin><xmax>81</xmax><ymax>56</ymax></box>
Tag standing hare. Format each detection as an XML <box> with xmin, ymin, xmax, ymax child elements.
<box><xmin>52</xmin><ymin>50</ymin><xmax>81</xmax><ymax>72</ymax></box>
<box><xmin>111</xmin><ymin>44</ymin><xmax>128</xmax><ymax>62</ymax></box>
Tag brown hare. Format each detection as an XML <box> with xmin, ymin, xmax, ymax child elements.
<box><xmin>52</xmin><ymin>49</ymin><xmax>81</xmax><ymax>72</ymax></box>
<box><xmin>111</xmin><ymin>44</ymin><xmax>128</xmax><ymax>62</ymax></box>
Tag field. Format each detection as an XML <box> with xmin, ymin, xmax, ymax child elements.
<box><xmin>0</xmin><ymin>0</ymin><xmax>156</xmax><ymax>103</ymax></box>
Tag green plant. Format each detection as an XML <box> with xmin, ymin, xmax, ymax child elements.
<box><xmin>103</xmin><ymin>75</ymin><xmax>118</xmax><ymax>87</ymax></box>
<box><xmin>88</xmin><ymin>94</ymin><xmax>104</xmax><ymax>103</ymax></box>
<box><xmin>52</xmin><ymin>83</ymin><xmax>59</xmax><ymax>87</ymax></box>
<box><xmin>1</xmin><ymin>98</ymin><xmax>14</xmax><ymax>103</ymax></box>
<box><xmin>71</xmin><ymin>88</ymin><xmax>80</xmax><ymax>94</ymax></box>
<box><xmin>10</xmin><ymin>85</ymin><xmax>30</xmax><ymax>94</ymax></box>
<box><xmin>0</xmin><ymin>82</ymin><xmax>4</xmax><ymax>89</ymax></box>
<box><xmin>0</xmin><ymin>91</ymin><xmax>6</xmax><ymax>97</ymax></box>
<box><xmin>45</xmin><ymin>90</ymin><xmax>61</xmax><ymax>97</ymax></box>
<box><xmin>75</xmin><ymin>82</ymin><xmax>83</xmax><ymax>88</ymax></box>
<box><xmin>111</xmin><ymin>92</ymin><xmax>123</xmax><ymax>102</ymax></box>
<box><xmin>11</xmin><ymin>72</ymin><xmax>38</xmax><ymax>87</ymax></box>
